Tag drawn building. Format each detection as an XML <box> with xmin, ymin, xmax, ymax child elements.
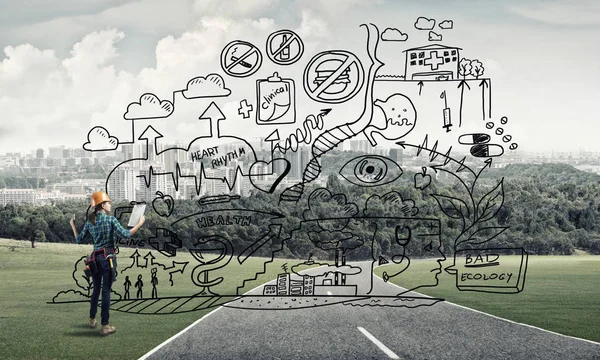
<box><xmin>264</xmin><ymin>273</ymin><xmax>316</xmax><ymax>296</ymax></box>
<box><xmin>403</xmin><ymin>44</ymin><xmax>461</xmax><ymax>81</ymax></box>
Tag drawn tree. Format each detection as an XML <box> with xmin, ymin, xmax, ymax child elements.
<box><xmin>458</xmin><ymin>58</ymin><xmax>473</xmax><ymax>79</ymax></box>
<box><xmin>471</xmin><ymin>59</ymin><xmax>485</xmax><ymax>79</ymax></box>
<box><xmin>303</xmin><ymin>188</ymin><xmax>361</xmax><ymax>285</ymax></box>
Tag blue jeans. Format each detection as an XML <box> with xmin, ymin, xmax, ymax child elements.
<box><xmin>89</xmin><ymin>253</ymin><xmax>116</xmax><ymax>325</ymax></box>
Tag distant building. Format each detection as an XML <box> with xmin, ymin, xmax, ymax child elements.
<box><xmin>36</xmin><ymin>148</ymin><xmax>44</xmax><ymax>159</ymax></box>
<box><xmin>107</xmin><ymin>165</ymin><xmax>137</xmax><ymax>202</ymax></box>
<box><xmin>0</xmin><ymin>189</ymin><xmax>37</xmax><ymax>206</ymax></box>
<box><xmin>48</xmin><ymin>146</ymin><xmax>64</xmax><ymax>159</ymax></box>
<box><xmin>403</xmin><ymin>44</ymin><xmax>461</xmax><ymax>81</ymax></box>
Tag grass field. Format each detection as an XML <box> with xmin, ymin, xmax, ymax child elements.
<box><xmin>0</xmin><ymin>239</ymin><xmax>307</xmax><ymax>360</ymax></box>
<box><xmin>1</xmin><ymin>240</ymin><xmax>599</xmax><ymax>359</ymax></box>
<box><xmin>374</xmin><ymin>255</ymin><xmax>600</xmax><ymax>343</ymax></box>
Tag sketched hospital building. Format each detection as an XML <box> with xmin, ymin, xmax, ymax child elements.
<box><xmin>403</xmin><ymin>44</ymin><xmax>461</xmax><ymax>81</ymax></box>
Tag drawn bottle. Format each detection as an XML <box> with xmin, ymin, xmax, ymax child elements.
<box><xmin>280</xmin><ymin>34</ymin><xmax>290</xmax><ymax>61</ymax></box>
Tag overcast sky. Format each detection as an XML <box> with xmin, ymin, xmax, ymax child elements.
<box><xmin>0</xmin><ymin>0</ymin><xmax>599</xmax><ymax>155</ymax></box>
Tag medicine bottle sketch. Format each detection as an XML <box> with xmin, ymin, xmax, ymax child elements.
<box><xmin>256</xmin><ymin>72</ymin><xmax>296</xmax><ymax>125</ymax></box>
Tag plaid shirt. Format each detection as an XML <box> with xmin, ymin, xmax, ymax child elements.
<box><xmin>76</xmin><ymin>212</ymin><xmax>131</xmax><ymax>250</ymax></box>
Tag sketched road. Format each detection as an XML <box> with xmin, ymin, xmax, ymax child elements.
<box><xmin>142</xmin><ymin>262</ymin><xmax>600</xmax><ymax>360</ymax></box>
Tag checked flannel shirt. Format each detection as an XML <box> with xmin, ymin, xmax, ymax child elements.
<box><xmin>75</xmin><ymin>212</ymin><xmax>131</xmax><ymax>250</ymax></box>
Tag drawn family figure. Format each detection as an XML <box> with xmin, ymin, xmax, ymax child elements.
<box><xmin>151</xmin><ymin>268</ymin><xmax>158</xmax><ymax>299</ymax></box>
<box><xmin>123</xmin><ymin>276</ymin><xmax>132</xmax><ymax>300</ymax></box>
<box><xmin>135</xmin><ymin>274</ymin><xmax>144</xmax><ymax>298</ymax></box>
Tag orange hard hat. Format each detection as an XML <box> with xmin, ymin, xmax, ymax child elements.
<box><xmin>90</xmin><ymin>191</ymin><xmax>111</xmax><ymax>207</ymax></box>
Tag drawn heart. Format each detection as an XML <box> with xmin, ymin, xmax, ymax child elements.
<box><xmin>249</xmin><ymin>159</ymin><xmax>291</xmax><ymax>193</ymax></box>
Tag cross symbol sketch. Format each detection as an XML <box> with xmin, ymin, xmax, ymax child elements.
<box><xmin>148</xmin><ymin>228</ymin><xmax>182</xmax><ymax>257</ymax></box>
<box><xmin>424</xmin><ymin>51</ymin><xmax>444</xmax><ymax>71</ymax></box>
<box><xmin>238</xmin><ymin>99</ymin><xmax>253</xmax><ymax>119</ymax></box>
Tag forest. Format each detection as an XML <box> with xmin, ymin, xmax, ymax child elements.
<box><xmin>1</xmin><ymin>162</ymin><xmax>600</xmax><ymax>259</ymax></box>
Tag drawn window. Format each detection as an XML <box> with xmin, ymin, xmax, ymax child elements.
<box><xmin>445</xmin><ymin>57</ymin><xmax>451</xmax><ymax>63</ymax></box>
<box><xmin>451</xmin><ymin>50</ymin><xmax>457</xmax><ymax>55</ymax></box>
<box><xmin>410</xmin><ymin>60</ymin><xmax>417</xmax><ymax>66</ymax></box>
<box><xmin>418</xmin><ymin>60</ymin><xmax>424</xmax><ymax>65</ymax></box>
<box><xmin>418</xmin><ymin>52</ymin><xmax>425</xmax><ymax>58</ymax></box>
<box><xmin>444</xmin><ymin>51</ymin><xmax>449</xmax><ymax>56</ymax></box>
<box><xmin>411</xmin><ymin>53</ymin><xmax>417</xmax><ymax>60</ymax></box>
<box><xmin>452</xmin><ymin>57</ymin><xmax>457</xmax><ymax>62</ymax></box>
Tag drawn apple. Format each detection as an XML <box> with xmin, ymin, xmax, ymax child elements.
<box><xmin>153</xmin><ymin>191</ymin><xmax>174</xmax><ymax>217</ymax></box>
<box><xmin>414</xmin><ymin>167</ymin><xmax>432</xmax><ymax>190</ymax></box>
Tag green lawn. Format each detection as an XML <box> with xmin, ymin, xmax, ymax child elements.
<box><xmin>1</xmin><ymin>240</ymin><xmax>598</xmax><ymax>360</ymax></box>
<box><xmin>374</xmin><ymin>255</ymin><xmax>600</xmax><ymax>343</ymax></box>
<box><xmin>0</xmin><ymin>239</ymin><xmax>305</xmax><ymax>360</ymax></box>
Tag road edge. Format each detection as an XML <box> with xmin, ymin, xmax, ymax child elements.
<box><xmin>372</xmin><ymin>272</ymin><xmax>600</xmax><ymax>346</ymax></box>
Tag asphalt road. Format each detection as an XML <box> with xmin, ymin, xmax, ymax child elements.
<box><xmin>142</xmin><ymin>262</ymin><xmax>600</xmax><ymax>360</ymax></box>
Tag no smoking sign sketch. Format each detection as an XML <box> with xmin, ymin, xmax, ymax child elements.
<box><xmin>220</xmin><ymin>40</ymin><xmax>263</xmax><ymax>78</ymax></box>
<box><xmin>265</xmin><ymin>30</ymin><xmax>304</xmax><ymax>65</ymax></box>
<box><xmin>303</xmin><ymin>50</ymin><xmax>365</xmax><ymax>104</ymax></box>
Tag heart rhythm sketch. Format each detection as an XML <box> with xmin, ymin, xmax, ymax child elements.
<box><xmin>50</xmin><ymin>18</ymin><xmax>527</xmax><ymax>314</ymax></box>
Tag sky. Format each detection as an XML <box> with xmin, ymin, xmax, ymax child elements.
<box><xmin>0</xmin><ymin>0</ymin><xmax>599</xmax><ymax>155</ymax></box>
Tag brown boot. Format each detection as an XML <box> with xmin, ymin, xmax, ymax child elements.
<box><xmin>88</xmin><ymin>318</ymin><xmax>97</xmax><ymax>329</ymax></box>
<box><xmin>100</xmin><ymin>324</ymin><xmax>116</xmax><ymax>336</ymax></box>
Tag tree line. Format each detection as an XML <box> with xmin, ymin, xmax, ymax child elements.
<box><xmin>1</xmin><ymin>163</ymin><xmax>599</xmax><ymax>258</ymax></box>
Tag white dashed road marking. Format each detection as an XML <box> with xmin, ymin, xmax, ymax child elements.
<box><xmin>357</xmin><ymin>326</ymin><xmax>401</xmax><ymax>359</ymax></box>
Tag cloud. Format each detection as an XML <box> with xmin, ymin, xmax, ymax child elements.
<box><xmin>428</xmin><ymin>31</ymin><xmax>442</xmax><ymax>41</ymax></box>
<box><xmin>124</xmin><ymin>93</ymin><xmax>174</xmax><ymax>120</ymax></box>
<box><xmin>83</xmin><ymin>126</ymin><xmax>118</xmax><ymax>151</ymax></box>
<box><xmin>193</xmin><ymin>0</ymin><xmax>281</xmax><ymax>18</ymax></box>
<box><xmin>364</xmin><ymin>191</ymin><xmax>419</xmax><ymax>217</ymax></box>
<box><xmin>381</xmin><ymin>28</ymin><xmax>408</xmax><ymax>41</ymax></box>
<box><xmin>182</xmin><ymin>74</ymin><xmax>231</xmax><ymax>99</ymax></box>
<box><xmin>508</xmin><ymin>0</ymin><xmax>600</xmax><ymax>26</ymax></box>
<box><xmin>414</xmin><ymin>16</ymin><xmax>435</xmax><ymax>30</ymax></box>
<box><xmin>439</xmin><ymin>20</ymin><xmax>453</xmax><ymax>29</ymax></box>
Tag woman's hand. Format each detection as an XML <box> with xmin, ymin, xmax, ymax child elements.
<box><xmin>69</xmin><ymin>214</ymin><xmax>75</xmax><ymax>227</ymax></box>
<box><xmin>137</xmin><ymin>215</ymin><xmax>145</xmax><ymax>226</ymax></box>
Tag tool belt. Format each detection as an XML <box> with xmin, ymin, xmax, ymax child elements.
<box><xmin>83</xmin><ymin>247</ymin><xmax>117</xmax><ymax>281</ymax></box>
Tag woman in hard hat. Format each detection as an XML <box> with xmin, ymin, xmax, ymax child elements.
<box><xmin>69</xmin><ymin>191</ymin><xmax>146</xmax><ymax>336</ymax></box>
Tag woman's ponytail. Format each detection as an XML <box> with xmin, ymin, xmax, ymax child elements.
<box><xmin>88</xmin><ymin>203</ymin><xmax>104</xmax><ymax>225</ymax></box>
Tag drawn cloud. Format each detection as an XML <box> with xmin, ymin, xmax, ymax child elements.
<box><xmin>291</xmin><ymin>262</ymin><xmax>362</xmax><ymax>277</ymax></box>
<box><xmin>429</xmin><ymin>31</ymin><xmax>442</xmax><ymax>41</ymax></box>
<box><xmin>364</xmin><ymin>191</ymin><xmax>419</xmax><ymax>217</ymax></box>
<box><xmin>182</xmin><ymin>74</ymin><xmax>231</xmax><ymax>99</ymax></box>
<box><xmin>83</xmin><ymin>126</ymin><xmax>118</xmax><ymax>151</ymax></box>
<box><xmin>381</xmin><ymin>28</ymin><xmax>408</xmax><ymax>41</ymax></box>
<box><xmin>303</xmin><ymin>188</ymin><xmax>359</xmax><ymax>231</ymax></box>
<box><xmin>439</xmin><ymin>20</ymin><xmax>454</xmax><ymax>29</ymax></box>
<box><xmin>415</xmin><ymin>17</ymin><xmax>436</xmax><ymax>30</ymax></box>
<box><xmin>124</xmin><ymin>93</ymin><xmax>174</xmax><ymax>120</ymax></box>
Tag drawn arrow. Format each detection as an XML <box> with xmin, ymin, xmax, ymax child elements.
<box><xmin>478</xmin><ymin>79</ymin><xmax>489</xmax><ymax>120</ymax></box>
<box><xmin>138</xmin><ymin>125</ymin><xmax>163</xmax><ymax>157</ymax></box>
<box><xmin>143</xmin><ymin>251</ymin><xmax>155</xmax><ymax>268</ymax></box>
<box><xmin>417</xmin><ymin>81</ymin><xmax>424</xmax><ymax>96</ymax></box>
<box><xmin>237</xmin><ymin>224</ymin><xmax>282</xmax><ymax>265</ymax></box>
<box><xmin>149</xmin><ymin>254</ymin><xmax>189</xmax><ymax>286</ymax></box>
<box><xmin>457</xmin><ymin>80</ymin><xmax>471</xmax><ymax>127</ymax></box>
<box><xmin>476</xmin><ymin>158</ymin><xmax>493</xmax><ymax>180</ymax></box>
<box><xmin>265</xmin><ymin>129</ymin><xmax>280</xmax><ymax>159</ymax></box>
<box><xmin>199</xmin><ymin>101</ymin><xmax>226</xmax><ymax>138</ymax></box>
<box><xmin>121</xmin><ymin>249</ymin><xmax>142</xmax><ymax>273</ymax></box>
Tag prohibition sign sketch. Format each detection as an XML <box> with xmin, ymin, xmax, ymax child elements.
<box><xmin>220</xmin><ymin>40</ymin><xmax>263</xmax><ymax>78</ymax></box>
<box><xmin>265</xmin><ymin>29</ymin><xmax>304</xmax><ymax>65</ymax></box>
<box><xmin>303</xmin><ymin>50</ymin><xmax>365</xmax><ymax>104</ymax></box>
